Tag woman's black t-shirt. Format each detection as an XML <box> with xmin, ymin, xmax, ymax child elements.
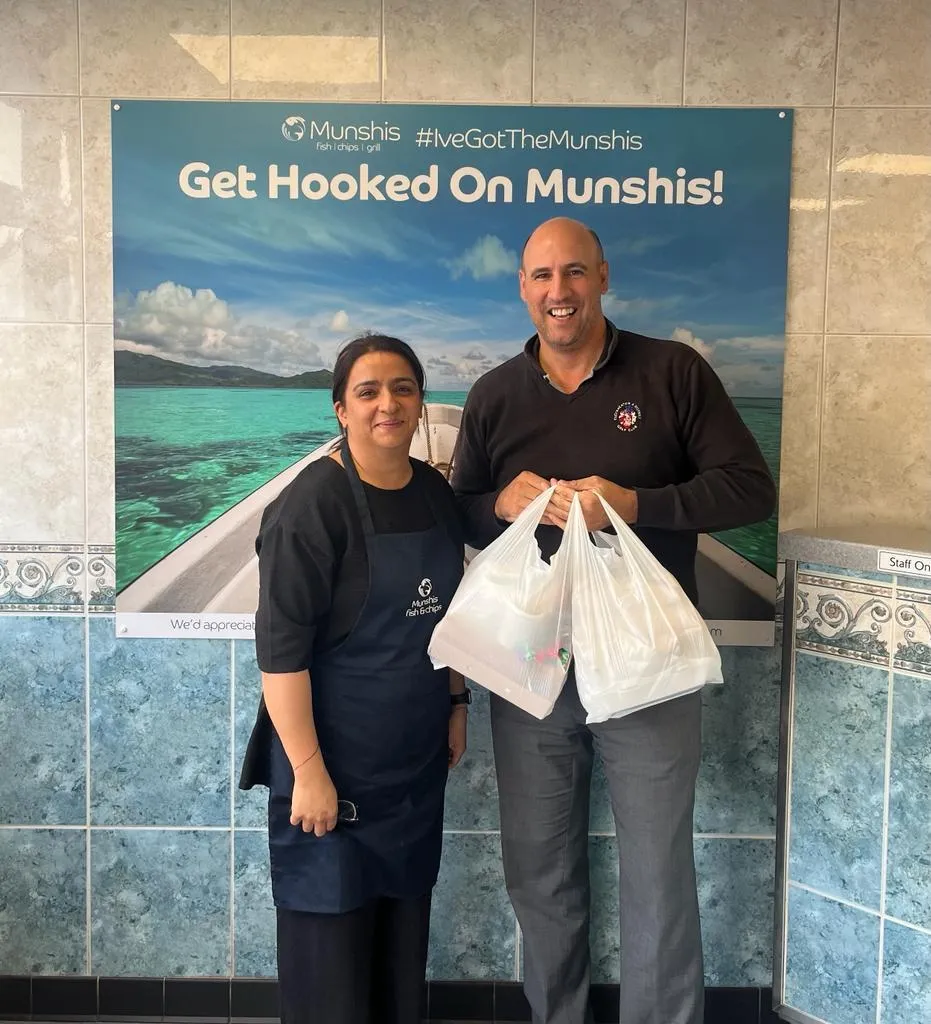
<box><xmin>254</xmin><ymin>454</ymin><xmax>464</xmax><ymax>674</ymax></box>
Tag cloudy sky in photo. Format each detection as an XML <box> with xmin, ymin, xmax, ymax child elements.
<box><xmin>113</xmin><ymin>102</ymin><xmax>792</xmax><ymax>395</ymax></box>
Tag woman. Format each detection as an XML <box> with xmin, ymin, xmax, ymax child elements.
<box><xmin>240</xmin><ymin>334</ymin><xmax>468</xmax><ymax>1024</ymax></box>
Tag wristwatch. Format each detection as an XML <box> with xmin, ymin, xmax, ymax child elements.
<box><xmin>450</xmin><ymin>688</ymin><xmax>472</xmax><ymax>707</ymax></box>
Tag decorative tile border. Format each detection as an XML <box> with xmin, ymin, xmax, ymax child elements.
<box><xmin>795</xmin><ymin>572</ymin><xmax>893</xmax><ymax>666</ymax></box>
<box><xmin>893</xmin><ymin>589</ymin><xmax>931</xmax><ymax>677</ymax></box>
<box><xmin>799</xmin><ymin>561</ymin><xmax>895</xmax><ymax>586</ymax></box>
<box><xmin>0</xmin><ymin>546</ymin><xmax>85</xmax><ymax>613</ymax></box>
<box><xmin>86</xmin><ymin>546</ymin><xmax>115</xmax><ymax>612</ymax></box>
<box><xmin>798</xmin><ymin>571</ymin><xmax>894</xmax><ymax>599</ymax></box>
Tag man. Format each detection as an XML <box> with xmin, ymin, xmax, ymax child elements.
<box><xmin>451</xmin><ymin>217</ymin><xmax>776</xmax><ymax>1024</ymax></box>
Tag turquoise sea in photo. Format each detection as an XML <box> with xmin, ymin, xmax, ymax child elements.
<box><xmin>115</xmin><ymin>387</ymin><xmax>780</xmax><ymax>592</ymax></box>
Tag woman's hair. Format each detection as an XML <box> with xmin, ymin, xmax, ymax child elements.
<box><xmin>331</xmin><ymin>333</ymin><xmax>426</xmax><ymax>405</ymax></box>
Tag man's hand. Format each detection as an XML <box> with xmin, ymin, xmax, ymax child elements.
<box><xmin>494</xmin><ymin>471</ymin><xmax>552</xmax><ymax>523</ymax></box>
<box><xmin>560</xmin><ymin>476</ymin><xmax>638</xmax><ymax>531</ymax></box>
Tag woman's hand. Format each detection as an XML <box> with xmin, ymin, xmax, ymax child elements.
<box><xmin>290</xmin><ymin>758</ymin><xmax>338</xmax><ymax>837</ymax></box>
<box><xmin>448</xmin><ymin>708</ymin><xmax>468</xmax><ymax>768</ymax></box>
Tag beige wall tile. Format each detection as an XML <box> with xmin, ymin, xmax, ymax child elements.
<box><xmin>80</xmin><ymin>0</ymin><xmax>230</xmax><ymax>98</ymax></box>
<box><xmin>232</xmin><ymin>0</ymin><xmax>380</xmax><ymax>100</ymax></box>
<box><xmin>685</xmin><ymin>0</ymin><xmax>837</xmax><ymax>105</ymax></box>
<box><xmin>827</xmin><ymin>109</ymin><xmax>931</xmax><ymax>335</ymax></box>
<box><xmin>384</xmin><ymin>0</ymin><xmax>532</xmax><ymax>102</ymax></box>
<box><xmin>786</xmin><ymin>109</ymin><xmax>833</xmax><ymax>334</ymax></box>
<box><xmin>534</xmin><ymin>0</ymin><xmax>684</xmax><ymax>105</ymax></box>
<box><xmin>0</xmin><ymin>323</ymin><xmax>85</xmax><ymax>542</ymax></box>
<box><xmin>837</xmin><ymin>0</ymin><xmax>931</xmax><ymax>106</ymax></box>
<box><xmin>778</xmin><ymin>334</ymin><xmax>822</xmax><ymax>531</ymax></box>
<box><xmin>818</xmin><ymin>335</ymin><xmax>931</xmax><ymax>529</ymax></box>
<box><xmin>85</xmin><ymin>325</ymin><xmax>114</xmax><ymax>546</ymax></box>
<box><xmin>0</xmin><ymin>97</ymin><xmax>82</xmax><ymax>322</ymax></box>
<box><xmin>82</xmin><ymin>99</ymin><xmax>113</xmax><ymax>325</ymax></box>
<box><xmin>0</xmin><ymin>0</ymin><xmax>78</xmax><ymax>96</ymax></box>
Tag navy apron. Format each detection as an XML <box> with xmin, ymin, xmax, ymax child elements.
<box><xmin>267</xmin><ymin>440</ymin><xmax>463</xmax><ymax>914</ymax></box>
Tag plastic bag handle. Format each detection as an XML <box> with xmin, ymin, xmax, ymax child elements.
<box><xmin>466</xmin><ymin>485</ymin><xmax>559</xmax><ymax>575</ymax></box>
<box><xmin>563</xmin><ymin>491</ymin><xmax>596</xmax><ymax>564</ymax></box>
<box><xmin>595</xmin><ymin>493</ymin><xmax>663</xmax><ymax>562</ymax></box>
<box><xmin>593</xmin><ymin>492</ymin><xmax>680</xmax><ymax>634</ymax></box>
<box><xmin>503</xmin><ymin>484</ymin><xmax>559</xmax><ymax>541</ymax></box>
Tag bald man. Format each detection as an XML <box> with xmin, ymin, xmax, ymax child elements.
<box><xmin>451</xmin><ymin>218</ymin><xmax>776</xmax><ymax>1024</ymax></box>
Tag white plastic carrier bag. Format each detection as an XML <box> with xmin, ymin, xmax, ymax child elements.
<box><xmin>564</xmin><ymin>491</ymin><xmax>722</xmax><ymax>723</ymax></box>
<box><xmin>428</xmin><ymin>486</ymin><xmax>572</xmax><ymax>720</ymax></box>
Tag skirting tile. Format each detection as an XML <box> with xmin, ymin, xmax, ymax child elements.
<box><xmin>0</xmin><ymin>977</ymin><xmax>775</xmax><ymax>1022</ymax></box>
<box><xmin>0</xmin><ymin>977</ymin><xmax>30</xmax><ymax>1017</ymax></box>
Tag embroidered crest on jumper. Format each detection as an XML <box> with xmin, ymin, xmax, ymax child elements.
<box><xmin>614</xmin><ymin>402</ymin><xmax>641</xmax><ymax>432</ymax></box>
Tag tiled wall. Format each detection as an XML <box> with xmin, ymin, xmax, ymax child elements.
<box><xmin>0</xmin><ymin>0</ymin><xmax>928</xmax><ymax>985</ymax></box>
<box><xmin>0</xmin><ymin>615</ymin><xmax>781</xmax><ymax>981</ymax></box>
<box><xmin>782</xmin><ymin>565</ymin><xmax>931</xmax><ymax>1021</ymax></box>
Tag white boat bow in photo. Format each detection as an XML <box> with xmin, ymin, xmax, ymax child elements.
<box><xmin>118</xmin><ymin>399</ymin><xmax>775</xmax><ymax>636</ymax></box>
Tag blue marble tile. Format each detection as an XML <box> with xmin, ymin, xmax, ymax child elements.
<box><xmin>444</xmin><ymin>685</ymin><xmax>499</xmax><ymax>831</ymax></box>
<box><xmin>881</xmin><ymin>921</ymin><xmax>931</xmax><ymax>1023</ymax></box>
<box><xmin>0</xmin><ymin>616</ymin><xmax>85</xmax><ymax>825</ymax></box>
<box><xmin>428</xmin><ymin>833</ymin><xmax>515</xmax><ymax>980</ymax></box>
<box><xmin>91</xmin><ymin>829</ymin><xmax>230</xmax><ymax>976</ymax></box>
<box><xmin>589</xmin><ymin>836</ymin><xmax>619</xmax><ymax>983</ymax></box>
<box><xmin>789</xmin><ymin>653</ymin><xmax>887</xmax><ymax>908</ymax></box>
<box><xmin>89</xmin><ymin>619</ymin><xmax>231</xmax><ymax>826</ymax></box>
<box><xmin>885</xmin><ymin>675</ymin><xmax>931</xmax><ymax>930</ymax></box>
<box><xmin>784</xmin><ymin>885</ymin><xmax>879</xmax><ymax>1024</ymax></box>
<box><xmin>695</xmin><ymin>644</ymin><xmax>781</xmax><ymax>834</ymax></box>
<box><xmin>0</xmin><ymin>829</ymin><xmax>86</xmax><ymax>973</ymax></box>
<box><xmin>233</xmin><ymin>830</ymin><xmax>276</xmax><ymax>977</ymax></box>
<box><xmin>800</xmin><ymin>562</ymin><xmax>894</xmax><ymax>585</ymax></box>
<box><xmin>695</xmin><ymin>839</ymin><xmax>774</xmax><ymax>986</ymax></box>
<box><xmin>234</xmin><ymin>641</ymin><xmax>266</xmax><ymax>829</ymax></box>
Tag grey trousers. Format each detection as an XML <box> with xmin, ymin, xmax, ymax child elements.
<box><xmin>490</xmin><ymin>676</ymin><xmax>704</xmax><ymax>1024</ymax></box>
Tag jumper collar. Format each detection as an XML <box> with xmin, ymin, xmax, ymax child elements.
<box><xmin>523</xmin><ymin>318</ymin><xmax>620</xmax><ymax>390</ymax></box>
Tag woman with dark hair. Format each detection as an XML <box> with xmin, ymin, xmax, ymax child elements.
<box><xmin>240</xmin><ymin>334</ymin><xmax>468</xmax><ymax>1024</ymax></box>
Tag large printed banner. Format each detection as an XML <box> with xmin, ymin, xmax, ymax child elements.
<box><xmin>112</xmin><ymin>102</ymin><xmax>792</xmax><ymax>644</ymax></box>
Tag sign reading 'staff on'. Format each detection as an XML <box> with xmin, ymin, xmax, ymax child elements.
<box><xmin>878</xmin><ymin>549</ymin><xmax>931</xmax><ymax>580</ymax></box>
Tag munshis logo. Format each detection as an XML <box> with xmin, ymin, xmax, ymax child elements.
<box><xmin>282</xmin><ymin>115</ymin><xmax>401</xmax><ymax>144</ymax></box>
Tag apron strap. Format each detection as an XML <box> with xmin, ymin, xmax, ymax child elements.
<box><xmin>340</xmin><ymin>435</ymin><xmax>376</xmax><ymax>537</ymax></box>
<box><xmin>339</xmin><ymin>434</ymin><xmax>455</xmax><ymax>542</ymax></box>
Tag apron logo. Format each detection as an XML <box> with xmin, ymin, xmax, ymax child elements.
<box><xmin>407</xmin><ymin>578</ymin><xmax>442</xmax><ymax>618</ymax></box>
<box><xmin>615</xmin><ymin>401</ymin><xmax>641</xmax><ymax>432</ymax></box>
